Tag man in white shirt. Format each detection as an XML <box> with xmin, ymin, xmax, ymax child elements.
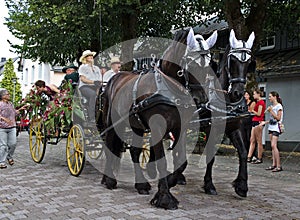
<box><xmin>102</xmin><ymin>57</ymin><xmax>121</xmax><ymax>86</ymax></box>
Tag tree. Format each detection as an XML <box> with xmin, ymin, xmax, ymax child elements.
<box><xmin>0</xmin><ymin>59</ymin><xmax>22</xmax><ymax>105</ymax></box>
<box><xmin>4</xmin><ymin>0</ymin><xmax>300</xmax><ymax>66</ymax></box>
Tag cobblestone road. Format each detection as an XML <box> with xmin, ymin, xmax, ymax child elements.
<box><xmin>0</xmin><ymin>132</ymin><xmax>300</xmax><ymax>219</ymax></box>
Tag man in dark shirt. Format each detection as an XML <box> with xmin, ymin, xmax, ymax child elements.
<box><xmin>62</xmin><ymin>64</ymin><xmax>79</xmax><ymax>84</ymax></box>
<box><xmin>51</xmin><ymin>64</ymin><xmax>79</xmax><ymax>92</ymax></box>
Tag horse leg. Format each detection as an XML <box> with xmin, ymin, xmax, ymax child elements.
<box><xmin>150</xmin><ymin>140</ymin><xmax>179</xmax><ymax>210</ymax></box>
<box><xmin>170</xmin><ymin>128</ymin><xmax>187</xmax><ymax>186</ymax></box>
<box><xmin>129</xmin><ymin>131</ymin><xmax>151</xmax><ymax>195</ymax></box>
<box><xmin>203</xmin><ymin>156</ymin><xmax>217</xmax><ymax>195</ymax></box>
<box><xmin>102</xmin><ymin>127</ymin><xmax>122</xmax><ymax>190</ymax></box>
<box><xmin>228</xmin><ymin>128</ymin><xmax>248</xmax><ymax>197</ymax></box>
<box><xmin>203</xmin><ymin>128</ymin><xmax>218</xmax><ymax>195</ymax></box>
<box><xmin>145</xmin><ymin>145</ymin><xmax>157</xmax><ymax>179</ymax></box>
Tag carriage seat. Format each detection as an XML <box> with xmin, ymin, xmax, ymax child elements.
<box><xmin>72</xmin><ymin>82</ymin><xmax>88</xmax><ymax>105</ymax></box>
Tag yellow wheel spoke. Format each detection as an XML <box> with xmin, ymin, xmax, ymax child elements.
<box><xmin>66</xmin><ymin>125</ymin><xmax>85</xmax><ymax>176</ymax></box>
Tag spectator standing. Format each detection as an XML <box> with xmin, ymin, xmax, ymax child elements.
<box><xmin>0</xmin><ymin>89</ymin><xmax>26</xmax><ymax>168</ymax></box>
<box><xmin>242</xmin><ymin>91</ymin><xmax>256</xmax><ymax>154</ymax></box>
<box><xmin>78</xmin><ymin>50</ymin><xmax>101</xmax><ymax>122</ymax></box>
<box><xmin>247</xmin><ymin>89</ymin><xmax>266</xmax><ymax>164</ymax></box>
<box><xmin>262</xmin><ymin>91</ymin><xmax>284</xmax><ymax>172</ymax></box>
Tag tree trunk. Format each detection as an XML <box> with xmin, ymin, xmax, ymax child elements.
<box><xmin>120</xmin><ymin>4</ymin><xmax>139</xmax><ymax>71</ymax></box>
<box><xmin>224</xmin><ymin>0</ymin><xmax>269</xmax><ymax>50</ymax></box>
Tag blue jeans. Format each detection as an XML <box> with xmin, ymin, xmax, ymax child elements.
<box><xmin>0</xmin><ymin>128</ymin><xmax>17</xmax><ymax>165</ymax></box>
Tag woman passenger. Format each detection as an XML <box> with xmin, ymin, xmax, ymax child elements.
<box><xmin>78</xmin><ymin>50</ymin><xmax>101</xmax><ymax>123</ymax></box>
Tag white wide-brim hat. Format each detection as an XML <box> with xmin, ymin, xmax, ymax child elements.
<box><xmin>79</xmin><ymin>50</ymin><xmax>96</xmax><ymax>62</ymax></box>
<box><xmin>110</xmin><ymin>56</ymin><xmax>121</xmax><ymax>65</ymax></box>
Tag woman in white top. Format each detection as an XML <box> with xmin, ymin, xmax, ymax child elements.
<box><xmin>261</xmin><ymin>91</ymin><xmax>283</xmax><ymax>172</ymax></box>
<box><xmin>78</xmin><ymin>50</ymin><xmax>101</xmax><ymax>122</ymax></box>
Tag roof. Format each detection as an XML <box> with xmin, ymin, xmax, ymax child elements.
<box><xmin>0</xmin><ymin>57</ymin><xmax>19</xmax><ymax>76</ymax></box>
<box><xmin>256</xmin><ymin>48</ymin><xmax>300</xmax><ymax>78</ymax></box>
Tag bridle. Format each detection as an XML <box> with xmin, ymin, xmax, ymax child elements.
<box><xmin>177</xmin><ymin>48</ymin><xmax>211</xmax><ymax>91</ymax></box>
<box><xmin>226</xmin><ymin>43</ymin><xmax>252</xmax><ymax>90</ymax></box>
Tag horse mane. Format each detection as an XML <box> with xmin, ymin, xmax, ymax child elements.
<box><xmin>216</xmin><ymin>45</ymin><xmax>230</xmax><ymax>89</ymax></box>
<box><xmin>161</xmin><ymin>29</ymin><xmax>190</xmax><ymax>74</ymax></box>
<box><xmin>218</xmin><ymin>45</ymin><xmax>230</xmax><ymax>76</ymax></box>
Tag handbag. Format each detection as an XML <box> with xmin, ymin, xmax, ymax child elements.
<box><xmin>278</xmin><ymin>122</ymin><xmax>285</xmax><ymax>133</ymax></box>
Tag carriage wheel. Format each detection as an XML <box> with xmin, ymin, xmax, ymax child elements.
<box><xmin>140</xmin><ymin>134</ymin><xmax>151</xmax><ymax>169</ymax></box>
<box><xmin>66</xmin><ymin>124</ymin><xmax>85</xmax><ymax>176</ymax></box>
<box><xmin>29</xmin><ymin>118</ymin><xmax>47</xmax><ymax>163</ymax></box>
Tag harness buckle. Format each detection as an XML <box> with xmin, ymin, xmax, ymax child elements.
<box><xmin>177</xmin><ymin>70</ymin><xmax>184</xmax><ymax>77</ymax></box>
<box><xmin>174</xmin><ymin>99</ymin><xmax>181</xmax><ymax>105</ymax></box>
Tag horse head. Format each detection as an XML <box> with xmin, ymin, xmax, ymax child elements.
<box><xmin>221</xmin><ymin>29</ymin><xmax>255</xmax><ymax>103</ymax></box>
<box><xmin>161</xmin><ymin>28</ymin><xmax>218</xmax><ymax>105</ymax></box>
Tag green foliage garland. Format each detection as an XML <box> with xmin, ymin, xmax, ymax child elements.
<box><xmin>17</xmin><ymin>81</ymin><xmax>82</xmax><ymax>135</ymax></box>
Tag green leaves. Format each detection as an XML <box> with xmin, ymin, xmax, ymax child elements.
<box><xmin>0</xmin><ymin>58</ymin><xmax>22</xmax><ymax>105</ymax></box>
<box><xmin>17</xmin><ymin>81</ymin><xmax>80</xmax><ymax>134</ymax></box>
<box><xmin>4</xmin><ymin>0</ymin><xmax>300</xmax><ymax>65</ymax></box>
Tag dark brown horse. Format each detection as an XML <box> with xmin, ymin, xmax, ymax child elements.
<box><xmin>101</xmin><ymin>28</ymin><xmax>218</xmax><ymax>210</ymax></box>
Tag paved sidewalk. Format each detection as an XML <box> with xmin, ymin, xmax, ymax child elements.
<box><xmin>0</xmin><ymin>132</ymin><xmax>299</xmax><ymax>219</ymax></box>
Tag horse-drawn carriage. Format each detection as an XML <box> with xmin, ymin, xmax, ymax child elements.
<box><xmin>23</xmin><ymin>81</ymin><xmax>151</xmax><ymax>177</ymax></box>
<box><xmin>20</xmin><ymin>27</ymin><xmax>255</xmax><ymax>210</ymax></box>
<box><xmin>26</xmin><ymin>82</ymin><xmax>104</xmax><ymax>176</ymax></box>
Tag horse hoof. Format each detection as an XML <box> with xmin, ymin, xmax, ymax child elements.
<box><xmin>135</xmin><ymin>182</ymin><xmax>151</xmax><ymax>195</ymax></box>
<box><xmin>205</xmin><ymin>189</ymin><xmax>218</xmax><ymax>195</ymax></box>
<box><xmin>150</xmin><ymin>191</ymin><xmax>179</xmax><ymax>210</ymax></box>
<box><xmin>235</xmin><ymin>188</ymin><xmax>247</xmax><ymax>197</ymax></box>
<box><xmin>138</xmin><ymin>189</ymin><xmax>150</xmax><ymax>195</ymax></box>
<box><xmin>105</xmin><ymin>177</ymin><xmax>117</xmax><ymax>190</ymax></box>
<box><xmin>232</xmin><ymin>180</ymin><xmax>248</xmax><ymax>197</ymax></box>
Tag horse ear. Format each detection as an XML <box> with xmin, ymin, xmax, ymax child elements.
<box><xmin>246</xmin><ymin>31</ymin><xmax>255</xmax><ymax>49</ymax></box>
<box><xmin>206</xmin><ymin>30</ymin><xmax>218</xmax><ymax>49</ymax></box>
<box><xmin>187</xmin><ymin>28</ymin><xmax>197</xmax><ymax>49</ymax></box>
<box><xmin>229</xmin><ymin>29</ymin><xmax>238</xmax><ymax>48</ymax></box>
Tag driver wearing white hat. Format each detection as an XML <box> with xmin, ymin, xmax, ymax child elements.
<box><xmin>78</xmin><ymin>50</ymin><xmax>101</xmax><ymax>122</ymax></box>
<box><xmin>102</xmin><ymin>57</ymin><xmax>121</xmax><ymax>86</ymax></box>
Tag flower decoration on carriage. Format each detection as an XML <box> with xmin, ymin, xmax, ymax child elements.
<box><xmin>16</xmin><ymin>85</ymin><xmax>48</xmax><ymax>120</ymax></box>
<box><xmin>42</xmin><ymin>81</ymin><xmax>74</xmax><ymax>133</ymax></box>
<box><xmin>16</xmin><ymin>81</ymin><xmax>77</xmax><ymax>133</ymax></box>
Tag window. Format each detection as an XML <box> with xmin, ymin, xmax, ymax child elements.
<box><xmin>260</xmin><ymin>36</ymin><xmax>275</xmax><ymax>50</ymax></box>
<box><xmin>38</xmin><ymin>64</ymin><xmax>42</xmax><ymax>79</ymax></box>
<box><xmin>24</xmin><ymin>68</ymin><xmax>28</xmax><ymax>85</ymax></box>
<box><xmin>31</xmin><ymin>65</ymin><xmax>35</xmax><ymax>84</ymax></box>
